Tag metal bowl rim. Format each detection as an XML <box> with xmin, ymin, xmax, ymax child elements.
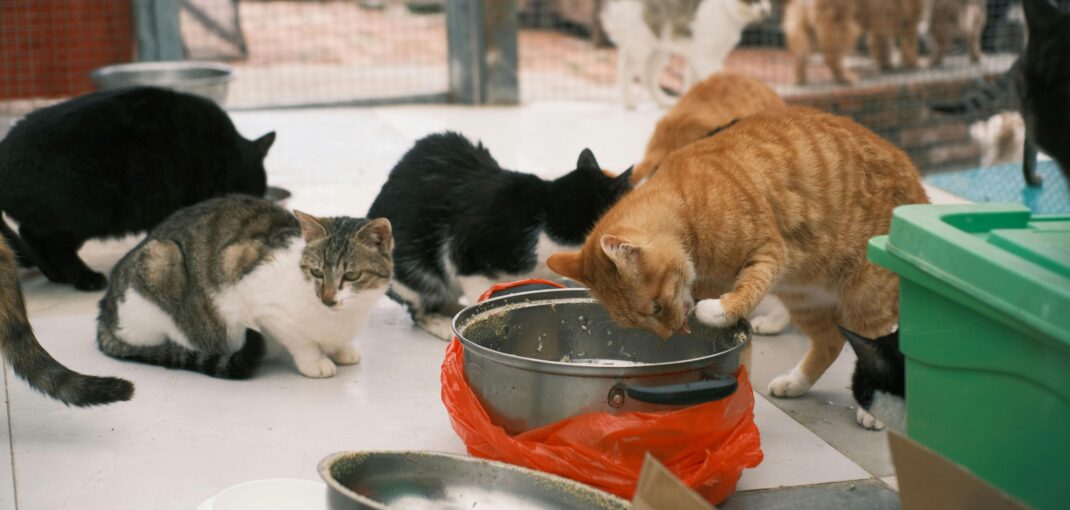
<box><xmin>317</xmin><ymin>450</ymin><xmax>630</xmax><ymax>509</ymax></box>
<box><xmin>90</xmin><ymin>61</ymin><xmax>236</xmax><ymax>86</ymax></box>
<box><xmin>452</xmin><ymin>288</ymin><xmax>751</xmax><ymax>377</ymax></box>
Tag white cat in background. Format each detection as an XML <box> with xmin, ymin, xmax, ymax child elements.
<box><xmin>600</xmin><ymin>0</ymin><xmax>772</xmax><ymax>108</ymax></box>
<box><xmin>970</xmin><ymin>111</ymin><xmax>1025</xmax><ymax>167</ymax></box>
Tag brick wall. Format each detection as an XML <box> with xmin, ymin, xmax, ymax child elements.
<box><xmin>783</xmin><ymin>76</ymin><xmax>1001</xmax><ymax>173</ymax></box>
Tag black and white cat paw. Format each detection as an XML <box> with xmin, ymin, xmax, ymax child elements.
<box><xmin>856</xmin><ymin>407</ymin><xmax>886</xmax><ymax>431</ymax></box>
<box><xmin>417</xmin><ymin>315</ymin><xmax>456</xmax><ymax>341</ymax></box>
<box><xmin>73</xmin><ymin>271</ymin><xmax>107</xmax><ymax>291</ymax></box>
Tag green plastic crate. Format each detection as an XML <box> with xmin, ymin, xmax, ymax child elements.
<box><xmin>869</xmin><ymin>204</ymin><xmax>1070</xmax><ymax>510</ymax></box>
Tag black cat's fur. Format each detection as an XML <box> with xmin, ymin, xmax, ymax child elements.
<box><xmin>0</xmin><ymin>87</ymin><xmax>275</xmax><ymax>291</ymax></box>
<box><xmin>840</xmin><ymin>326</ymin><xmax>906</xmax><ymax>431</ymax></box>
<box><xmin>368</xmin><ymin>131</ymin><xmax>631</xmax><ymax>338</ymax></box>
<box><xmin>932</xmin><ymin>0</ymin><xmax>1070</xmax><ymax>186</ymax></box>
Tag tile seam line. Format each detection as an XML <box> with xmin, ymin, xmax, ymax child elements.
<box><xmin>3</xmin><ymin>365</ymin><xmax>17</xmax><ymax>510</ymax></box>
<box><xmin>758</xmin><ymin>392</ymin><xmax>884</xmax><ymax>480</ymax></box>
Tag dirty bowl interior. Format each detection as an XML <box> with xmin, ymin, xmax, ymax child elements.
<box><xmin>455</xmin><ymin>288</ymin><xmax>750</xmax><ymax>373</ymax></box>
<box><xmin>319</xmin><ymin>451</ymin><xmax>630</xmax><ymax>510</ymax></box>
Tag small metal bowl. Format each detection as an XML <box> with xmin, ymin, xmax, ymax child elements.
<box><xmin>319</xmin><ymin>451</ymin><xmax>630</xmax><ymax>510</ymax></box>
<box><xmin>90</xmin><ymin>61</ymin><xmax>235</xmax><ymax>106</ymax></box>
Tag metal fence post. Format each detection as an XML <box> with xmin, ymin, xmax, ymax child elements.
<box><xmin>133</xmin><ymin>0</ymin><xmax>184</xmax><ymax>61</ymax></box>
<box><xmin>446</xmin><ymin>0</ymin><xmax>518</xmax><ymax>104</ymax></box>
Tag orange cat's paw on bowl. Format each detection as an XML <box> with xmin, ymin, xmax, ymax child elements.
<box><xmin>694</xmin><ymin>299</ymin><xmax>729</xmax><ymax>327</ymax></box>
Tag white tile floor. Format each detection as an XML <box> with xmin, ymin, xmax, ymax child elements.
<box><xmin>2</xmin><ymin>103</ymin><xmax>966</xmax><ymax>509</ymax></box>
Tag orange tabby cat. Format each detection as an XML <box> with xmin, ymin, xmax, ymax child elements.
<box><xmin>632</xmin><ymin>73</ymin><xmax>786</xmax><ymax>185</ymax></box>
<box><xmin>548</xmin><ymin>107</ymin><xmax>928</xmax><ymax>398</ymax></box>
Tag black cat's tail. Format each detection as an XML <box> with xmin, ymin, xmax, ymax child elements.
<box><xmin>0</xmin><ymin>213</ymin><xmax>33</xmax><ymax>268</ymax></box>
<box><xmin>930</xmin><ymin>59</ymin><xmax>1020</xmax><ymax>116</ymax></box>
<box><xmin>1</xmin><ymin>241</ymin><xmax>133</xmax><ymax>407</ymax></box>
<box><xmin>98</xmin><ymin>327</ymin><xmax>266</xmax><ymax>380</ymax></box>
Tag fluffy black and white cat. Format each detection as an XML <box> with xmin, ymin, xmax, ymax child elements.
<box><xmin>0</xmin><ymin>87</ymin><xmax>276</xmax><ymax>290</ymax></box>
<box><xmin>97</xmin><ymin>196</ymin><xmax>393</xmax><ymax>379</ymax></box>
<box><xmin>840</xmin><ymin>326</ymin><xmax>906</xmax><ymax>432</ymax></box>
<box><xmin>932</xmin><ymin>0</ymin><xmax>1070</xmax><ymax>186</ymax></box>
<box><xmin>368</xmin><ymin>132</ymin><xmax>632</xmax><ymax>339</ymax></box>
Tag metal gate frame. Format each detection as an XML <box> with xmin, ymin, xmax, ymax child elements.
<box><xmin>133</xmin><ymin>0</ymin><xmax>519</xmax><ymax>108</ymax></box>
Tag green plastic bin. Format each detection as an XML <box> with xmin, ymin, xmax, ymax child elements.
<box><xmin>869</xmin><ymin>204</ymin><xmax>1070</xmax><ymax>510</ymax></box>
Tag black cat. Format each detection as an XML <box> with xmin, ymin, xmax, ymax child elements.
<box><xmin>840</xmin><ymin>326</ymin><xmax>905</xmax><ymax>432</ymax></box>
<box><xmin>0</xmin><ymin>87</ymin><xmax>275</xmax><ymax>290</ymax></box>
<box><xmin>932</xmin><ymin>0</ymin><xmax>1070</xmax><ymax>186</ymax></box>
<box><xmin>368</xmin><ymin>131</ymin><xmax>631</xmax><ymax>339</ymax></box>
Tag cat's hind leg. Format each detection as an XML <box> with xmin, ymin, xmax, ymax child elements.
<box><xmin>750</xmin><ymin>295</ymin><xmax>792</xmax><ymax>335</ymax></box>
<box><xmin>98</xmin><ymin>318</ymin><xmax>264</xmax><ymax>379</ymax></box>
<box><xmin>1023</xmin><ymin>131</ymin><xmax>1042</xmax><ymax>186</ymax></box>
<box><xmin>768</xmin><ymin>303</ymin><xmax>842</xmax><ymax>397</ymax></box>
<box><xmin>389</xmin><ymin>278</ymin><xmax>462</xmax><ymax>341</ymax></box>
<box><xmin>19</xmin><ymin>226</ymin><xmax>105</xmax><ymax>290</ymax></box>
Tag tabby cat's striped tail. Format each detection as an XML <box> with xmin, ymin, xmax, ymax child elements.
<box><xmin>98</xmin><ymin>328</ymin><xmax>266</xmax><ymax>380</ymax></box>
<box><xmin>930</xmin><ymin>59</ymin><xmax>1020</xmax><ymax>116</ymax></box>
<box><xmin>1</xmin><ymin>241</ymin><xmax>133</xmax><ymax>406</ymax></box>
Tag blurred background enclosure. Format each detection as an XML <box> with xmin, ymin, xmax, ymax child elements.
<box><xmin>0</xmin><ymin>0</ymin><xmax>1044</xmax><ymax>173</ymax></box>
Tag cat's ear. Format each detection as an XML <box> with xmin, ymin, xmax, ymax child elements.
<box><xmin>600</xmin><ymin>234</ymin><xmax>639</xmax><ymax>272</ymax></box>
<box><xmin>294</xmin><ymin>210</ymin><xmax>327</xmax><ymax>242</ymax></box>
<box><xmin>254</xmin><ymin>132</ymin><xmax>276</xmax><ymax>158</ymax></box>
<box><xmin>547</xmin><ymin>252</ymin><xmax>586</xmax><ymax>285</ymax></box>
<box><xmin>577</xmin><ymin>148</ymin><xmax>601</xmax><ymax>174</ymax></box>
<box><xmin>838</xmin><ymin>326</ymin><xmax>877</xmax><ymax>359</ymax></box>
<box><xmin>617</xmin><ymin>166</ymin><xmax>634</xmax><ymax>186</ymax></box>
<box><xmin>359</xmin><ymin>218</ymin><xmax>393</xmax><ymax>255</ymax></box>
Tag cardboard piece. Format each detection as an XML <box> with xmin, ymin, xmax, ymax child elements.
<box><xmin>631</xmin><ymin>453</ymin><xmax>717</xmax><ymax>510</ymax></box>
<box><xmin>887</xmin><ymin>431</ymin><xmax>1030</xmax><ymax>510</ymax></box>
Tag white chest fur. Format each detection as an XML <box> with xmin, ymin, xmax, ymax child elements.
<box><xmin>214</xmin><ymin>239</ymin><xmax>385</xmax><ymax>352</ymax></box>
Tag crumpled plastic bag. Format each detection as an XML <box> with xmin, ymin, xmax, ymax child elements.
<box><xmin>441</xmin><ymin>280</ymin><xmax>763</xmax><ymax>504</ymax></box>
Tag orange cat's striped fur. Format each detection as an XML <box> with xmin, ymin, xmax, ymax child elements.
<box><xmin>632</xmin><ymin>73</ymin><xmax>786</xmax><ymax>185</ymax></box>
<box><xmin>548</xmin><ymin>107</ymin><xmax>928</xmax><ymax>398</ymax></box>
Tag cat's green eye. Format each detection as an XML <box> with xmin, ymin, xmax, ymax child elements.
<box><xmin>343</xmin><ymin>271</ymin><xmax>361</xmax><ymax>282</ymax></box>
<box><xmin>310</xmin><ymin>268</ymin><xmax>324</xmax><ymax>278</ymax></box>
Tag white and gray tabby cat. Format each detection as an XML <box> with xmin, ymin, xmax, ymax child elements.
<box><xmin>97</xmin><ymin>195</ymin><xmax>393</xmax><ymax>379</ymax></box>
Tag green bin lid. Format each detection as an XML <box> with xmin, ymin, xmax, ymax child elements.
<box><xmin>870</xmin><ymin>204</ymin><xmax>1070</xmax><ymax>344</ymax></box>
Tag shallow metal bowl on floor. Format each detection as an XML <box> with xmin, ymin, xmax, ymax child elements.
<box><xmin>319</xmin><ymin>451</ymin><xmax>630</xmax><ymax>510</ymax></box>
<box><xmin>90</xmin><ymin>61</ymin><xmax>234</xmax><ymax>106</ymax></box>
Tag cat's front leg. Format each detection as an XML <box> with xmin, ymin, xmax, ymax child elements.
<box><xmin>265</xmin><ymin>324</ymin><xmax>338</xmax><ymax>378</ymax></box>
<box><xmin>290</xmin><ymin>344</ymin><xmax>337</xmax><ymax>378</ymax></box>
<box><xmin>695</xmin><ymin>244</ymin><xmax>783</xmax><ymax>327</ymax></box>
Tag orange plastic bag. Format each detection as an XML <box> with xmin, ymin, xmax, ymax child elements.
<box><xmin>441</xmin><ymin>281</ymin><xmax>763</xmax><ymax>504</ymax></box>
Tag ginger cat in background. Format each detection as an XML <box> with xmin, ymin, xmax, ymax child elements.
<box><xmin>548</xmin><ymin>107</ymin><xmax>929</xmax><ymax>402</ymax></box>
<box><xmin>783</xmin><ymin>0</ymin><xmax>861</xmax><ymax>85</ymax></box>
<box><xmin>632</xmin><ymin>73</ymin><xmax>786</xmax><ymax>185</ymax></box>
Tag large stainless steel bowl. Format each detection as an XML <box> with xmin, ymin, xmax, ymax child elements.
<box><xmin>319</xmin><ymin>451</ymin><xmax>630</xmax><ymax>510</ymax></box>
<box><xmin>453</xmin><ymin>287</ymin><xmax>750</xmax><ymax>434</ymax></box>
<box><xmin>90</xmin><ymin>61</ymin><xmax>234</xmax><ymax>106</ymax></box>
